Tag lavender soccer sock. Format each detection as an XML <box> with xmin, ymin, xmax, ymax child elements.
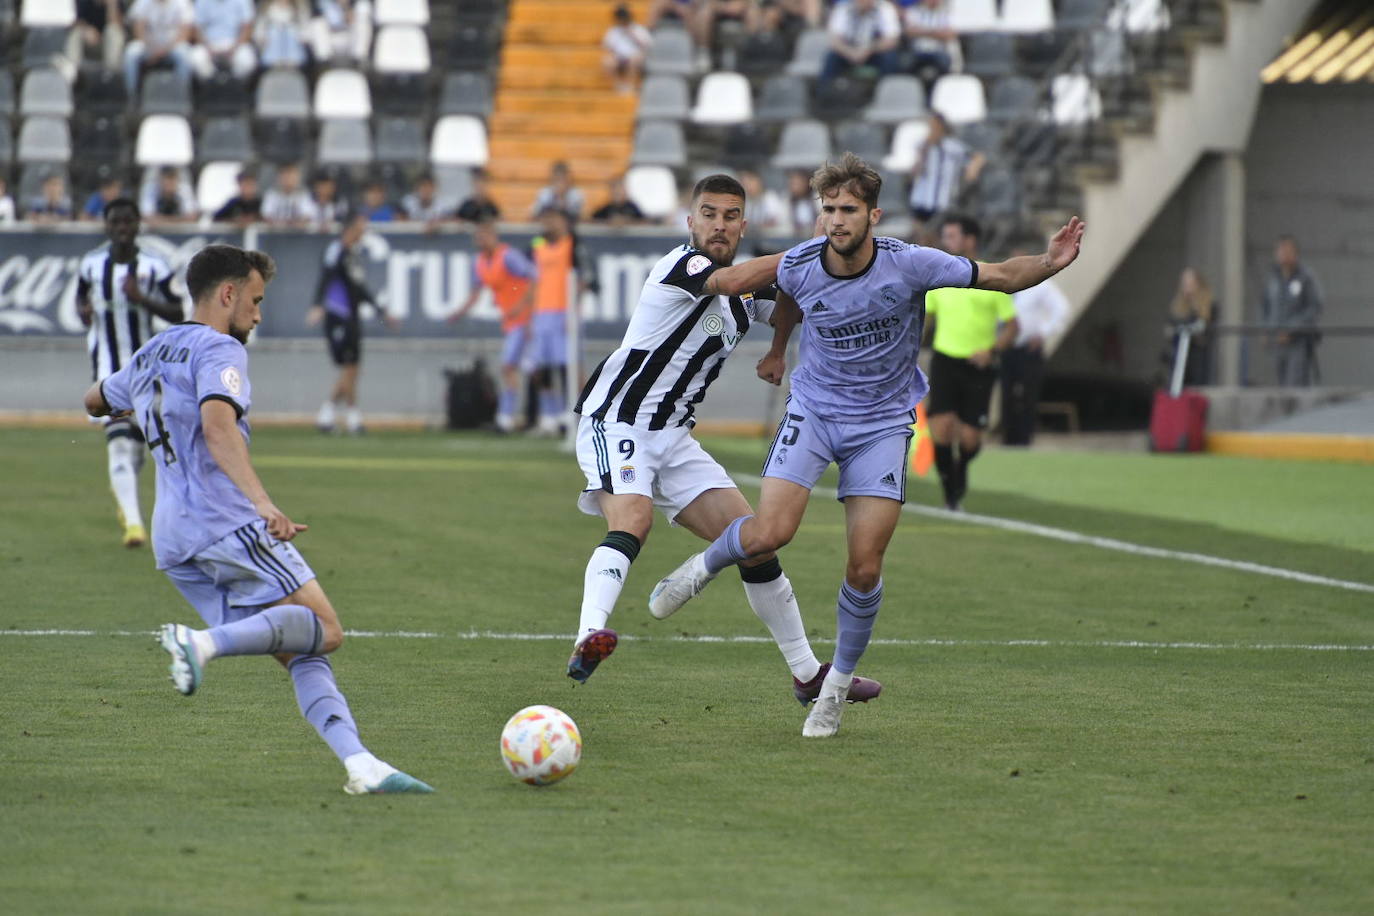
<box><xmin>498</xmin><ymin>388</ymin><xmax>518</xmax><ymax>419</ymax></box>
<box><xmin>703</xmin><ymin>515</ymin><xmax>751</xmax><ymax>574</ymax></box>
<box><xmin>288</xmin><ymin>655</ymin><xmax>366</xmax><ymax>763</ymax></box>
<box><xmin>834</xmin><ymin>579</ymin><xmax>883</xmax><ymax>674</ymax></box>
<box><xmin>207</xmin><ymin>604</ymin><xmax>323</xmax><ymax>657</ymax></box>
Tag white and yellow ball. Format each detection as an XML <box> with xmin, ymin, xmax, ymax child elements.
<box><xmin>499</xmin><ymin>705</ymin><xmax>582</xmax><ymax>786</ymax></box>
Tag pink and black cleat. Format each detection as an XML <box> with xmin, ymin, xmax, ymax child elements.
<box><xmin>793</xmin><ymin>662</ymin><xmax>883</xmax><ymax>706</ymax></box>
<box><xmin>567</xmin><ymin>628</ymin><xmax>619</xmax><ymax>683</ymax></box>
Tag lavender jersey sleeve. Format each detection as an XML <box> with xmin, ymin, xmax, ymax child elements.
<box><xmin>899</xmin><ymin>244</ymin><xmax>977</xmax><ymax>292</ymax></box>
<box><xmin>100</xmin><ymin>362</ymin><xmax>134</xmax><ymax>413</ymax></box>
<box><xmin>503</xmin><ymin>246</ymin><xmax>538</xmax><ymax>280</ymax></box>
<box><xmin>193</xmin><ymin>335</ymin><xmax>251</xmax><ymax>418</ymax></box>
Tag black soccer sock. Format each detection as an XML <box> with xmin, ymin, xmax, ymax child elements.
<box><xmin>955</xmin><ymin>444</ymin><xmax>981</xmax><ymax>502</ymax></box>
<box><xmin>934</xmin><ymin>443</ymin><xmax>957</xmax><ymax>505</ymax></box>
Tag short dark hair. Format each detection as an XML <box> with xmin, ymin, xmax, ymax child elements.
<box><xmin>691</xmin><ymin>174</ymin><xmax>747</xmax><ymax>203</ymax></box>
<box><xmin>811</xmin><ymin>152</ymin><xmax>882</xmax><ymax>209</ymax></box>
<box><xmin>941</xmin><ymin>214</ymin><xmax>982</xmax><ymax>241</ymax></box>
<box><xmin>103</xmin><ymin>197</ymin><xmax>140</xmax><ymax>220</ymax></box>
<box><xmin>186</xmin><ymin>244</ymin><xmax>276</xmax><ymax>303</ymax></box>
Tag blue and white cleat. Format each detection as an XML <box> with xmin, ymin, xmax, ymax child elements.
<box><xmin>344</xmin><ymin>755</ymin><xmax>435</xmax><ymax>795</ymax></box>
<box><xmin>158</xmin><ymin>623</ymin><xmax>204</xmax><ymax>696</ymax></box>
<box><xmin>567</xmin><ymin>628</ymin><xmax>618</xmax><ymax>683</ymax></box>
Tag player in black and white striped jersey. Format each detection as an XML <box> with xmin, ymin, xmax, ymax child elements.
<box><xmin>75</xmin><ymin>198</ymin><xmax>184</xmax><ymax>547</ymax></box>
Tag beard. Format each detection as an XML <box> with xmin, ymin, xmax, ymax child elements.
<box><xmin>829</xmin><ymin>221</ymin><xmax>870</xmax><ymax>258</ymax></box>
<box><xmin>691</xmin><ymin>231</ymin><xmax>738</xmax><ymax>266</ymax></box>
<box><xmin>228</xmin><ymin>325</ymin><xmax>252</xmax><ymax>345</ymax></box>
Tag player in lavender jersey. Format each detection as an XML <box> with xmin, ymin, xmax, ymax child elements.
<box><xmin>84</xmin><ymin>243</ymin><xmax>433</xmax><ymax>795</ymax></box>
<box><xmin>650</xmin><ymin>153</ymin><xmax>1085</xmax><ymax>737</ymax></box>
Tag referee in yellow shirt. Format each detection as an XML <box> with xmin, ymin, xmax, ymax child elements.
<box><xmin>924</xmin><ymin>216</ymin><xmax>1018</xmax><ymax>510</ymax></box>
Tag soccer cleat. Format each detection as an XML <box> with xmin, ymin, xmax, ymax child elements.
<box><xmin>158</xmin><ymin>623</ymin><xmax>204</xmax><ymax>696</ymax></box>
<box><xmin>566</xmin><ymin>628</ymin><xmax>618</xmax><ymax>683</ymax></box>
<box><xmin>123</xmin><ymin>523</ymin><xmax>146</xmax><ymax>548</ymax></box>
<box><xmin>802</xmin><ymin>693</ymin><xmax>846</xmax><ymax>738</ymax></box>
<box><xmin>793</xmin><ymin>663</ymin><xmax>882</xmax><ymax>706</ymax></box>
<box><xmin>344</xmin><ymin>764</ymin><xmax>435</xmax><ymax>796</ymax></box>
<box><xmin>647</xmin><ymin>552</ymin><xmax>716</xmax><ymax>619</ymax></box>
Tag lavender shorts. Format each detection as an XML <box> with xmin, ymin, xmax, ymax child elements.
<box><xmin>500</xmin><ymin>323</ymin><xmax>530</xmax><ymax>369</ymax></box>
<box><xmin>761</xmin><ymin>394</ymin><xmax>914</xmax><ymax>502</ymax></box>
<box><xmin>526</xmin><ymin>311</ymin><xmax>566</xmax><ymax>370</ymax></box>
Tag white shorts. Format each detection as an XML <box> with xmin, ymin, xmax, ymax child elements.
<box><xmin>575</xmin><ymin>415</ymin><xmax>735</xmax><ymax>523</ymax></box>
<box><xmin>163</xmin><ymin>519</ymin><xmax>317</xmax><ymax>627</ymax></box>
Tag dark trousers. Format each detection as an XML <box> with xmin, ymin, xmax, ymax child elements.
<box><xmin>1000</xmin><ymin>345</ymin><xmax>1045</xmax><ymax>446</ymax></box>
<box><xmin>820</xmin><ymin>48</ymin><xmax>899</xmax><ymax>81</ymax></box>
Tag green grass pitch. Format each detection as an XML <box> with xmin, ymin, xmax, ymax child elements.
<box><xmin>2</xmin><ymin>426</ymin><xmax>1371</xmax><ymax>914</ymax></box>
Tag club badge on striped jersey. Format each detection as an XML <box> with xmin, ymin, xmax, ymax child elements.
<box><xmin>620</xmin><ymin>465</ymin><xmax>636</xmax><ymax>483</ymax></box>
<box><xmin>740</xmin><ymin>291</ymin><xmax>756</xmax><ymax>320</ymax></box>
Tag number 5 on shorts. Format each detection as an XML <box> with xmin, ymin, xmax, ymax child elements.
<box><xmin>781</xmin><ymin>413</ymin><xmax>804</xmax><ymax>446</ymax></box>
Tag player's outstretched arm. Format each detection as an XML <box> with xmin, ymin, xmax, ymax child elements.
<box><xmin>84</xmin><ymin>380</ymin><xmax>113</xmax><ymax>417</ymax></box>
<box><xmin>976</xmin><ymin>216</ymin><xmax>1085</xmax><ymax>294</ymax></box>
<box><xmin>201</xmin><ymin>399</ymin><xmax>308</xmax><ymax>541</ymax></box>
<box><xmin>757</xmin><ymin>291</ymin><xmax>802</xmax><ymax>386</ymax></box>
<box><xmin>702</xmin><ymin>252</ymin><xmax>784</xmax><ymax>298</ymax></box>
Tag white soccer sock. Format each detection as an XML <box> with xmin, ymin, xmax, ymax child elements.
<box><xmin>822</xmin><ymin>665</ymin><xmax>854</xmax><ymax>697</ymax></box>
<box><xmin>743</xmin><ymin>574</ymin><xmax>821</xmax><ymax>682</ymax></box>
<box><xmin>107</xmin><ymin>438</ymin><xmax>144</xmax><ymax>527</ymax></box>
<box><xmin>577</xmin><ymin>546</ymin><xmax>632</xmax><ymax>642</ymax></box>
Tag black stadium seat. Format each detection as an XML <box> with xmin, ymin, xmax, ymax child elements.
<box><xmin>256</xmin><ymin>117</ymin><xmax>308</xmax><ymax>165</ymax></box>
<box><xmin>198</xmin><ymin>72</ymin><xmax>250</xmax><ymax>118</ymax></box>
<box><xmin>78</xmin><ymin>70</ymin><xmax>128</xmax><ymax>117</ymax></box>
<box><xmin>373</xmin><ymin>73</ymin><xmax>428</xmax><ymax>117</ymax></box>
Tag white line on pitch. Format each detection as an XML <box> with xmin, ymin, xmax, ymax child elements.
<box><xmin>2</xmin><ymin>629</ymin><xmax>1371</xmax><ymax>652</ymax></box>
<box><xmin>732</xmin><ymin>474</ymin><xmax>1374</xmax><ymax>595</ymax></box>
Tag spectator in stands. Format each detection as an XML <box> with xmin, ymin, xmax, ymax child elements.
<box><xmin>0</xmin><ymin>178</ymin><xmax>16</xmax><ymax>225</ymax></box>
<box><xmin>142</xmin><ymin>165</ymin><xmax>200</xmax><ymax>224</ymax></box>
<box><xmin>1261</xmin><ymin>235</ymin><xmax>1324</xmax><ymax>387</ymax></box>
<box><xmin>310</xmin><ymin>0</ymin><xmax>373</xmax><ymax>65</ymax></box>
<box><xmin>908</xmin><ymin>112</ymin><xmax>984</xmax><ymax>237</ymax></box>
<box><xmin>189</xmin><ymin>0</ymin><xmax>258</xmax><ymax>82</ymax></box>
<box><xmin>696</xmin><ymin>0</ymin><xmax>751</xmax><ymax>62</ymax></box>
<box><xmin>820</xmin><ymin>0</ymin><xmax>902</xmax><ymax>82</ymax></box>
<box><xmin>360</xmin><ymin>181</ymin><xmax>398</xmax><ymax>223</ymax></box>
<box><xmin>1161</xmin><ymin>266</ymin><xmax>1213</xmax><ymax>388</ymax></box>
<box><xmin>781</xmin><ymin>168</ymin><xmax>820</xmax><ymax>236</ymax></box>
<box><xmin>903</xmin><ymin>0</ymin><xmax>957</xmax><ymax>88</ymax></box>
<box><xmin>602</xmin><ymin>5</ymin><xmax>652</xmax><ymax>94</ymax></box>
<box><xmin>212</xmin><ymin>169</ymin><xmax>263</xmax><ymax>225</ymax></box>
<box><xmin>590</xmin><ymin>175</ymin><xmax>646</xmax><ymax>226</ymax></box>
<box><xmin>457</xmin><ymin>169</ymin><xmax>502</xmax><ymax>223</ymax></box>
<box><xmin>81</xmin><ymin>177</ymin><xmax>125</xmax><ymax>222</ymax></box>
<box><xmin>261</xmin><ymin>162</ymin><xmax>318</xmax><ymax>226</ymax></box>
<box><xmin>1004</xmin><ymin>240</ymin><xmax>1071</xmax><ymax>446</ymax></box>
<box><xmin>123</xmin><ymin>0</ymin><xmax>195</xmax><ymax>97</ymax></box>
<box><xmin>647</xmin><ymin>0</ymin><xmax>699</xmax><ymax>32</ymax></box>
<box><xmin>70</xmin><ymin>1</ymin><xmax>127</xmax><ymax>71</ymax></box>
<box><xmin>26</xmin><ymin>175</ymin><xmax>75</xmax><ymax>224</ymax></box>
<box><xmin>310</xmin><ymin>171</ymin><xmax>343</xmax><ymax>229</ymax></box>
<box><xmin>256</xmin><ymin>0</ymin><xmax>312</xmax><ymax>70</ymax></box>
<box><xmin>531</xmin><ymin>161</ymin><xmax>585</xmax><ymax>221</ymax></box>
<box><xmin>402</xmin><ymin>174</ymin><xmax>449</xmax><ymax>230</ymax></box>
<box><xmin>738</xmin><ymin>169</ymin><xmax>783</xmax><ymax>232</ymax></box>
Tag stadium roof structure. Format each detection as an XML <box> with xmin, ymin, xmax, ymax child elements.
<box><xmin>1262</xmin><ymin>0</ymin><xmax>1374</xmax><ymax>84</ymax></box>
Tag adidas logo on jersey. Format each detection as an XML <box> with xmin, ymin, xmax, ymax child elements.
<box><xmin>880</xmin><ymin>472</ymin><xmax>897</xmax><ymax>486</ymax></box>
<box><xmin>598</xmin><ymin>568</ymin><xmax>623</xmax><ymax>581</ymax></box>
<box><xmin>811</xmin><ymin>301</ymin><xmax>830</xmax><ymax>313</ymax></box>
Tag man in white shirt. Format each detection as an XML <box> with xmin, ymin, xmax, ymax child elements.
<box><xmin>123</xmin><ymin>0</ymin><xmax>195</xmax><ymax>96</ymax></box>
<box><xmin>821</xmin><ymin>0</ymin><xmax>901</xmax><ymax>81</ymax></box>
<box><xmin>1002</xmin><ymin>243</ymin><xmax>1071</xmax><ymax>445</ymax></box>
<box><xmin>601</xmin><ymin>4</ymin><xmax>651</xmax><ymax>93</ymax></box>
<box><xmin>261</xmin><ymin>163</ymin><xmax>319</xmax><ymax>227</ymax></box>
<box><xmin>909</xmin><ymin>113</ymin><xmax>984</xmax><ymax>234</ymax></box>
<box><xmin>189</xmin><ymin>0</ymin><xmax>258</xmax><ymax>81</ymax></box>
<box><xmin>903</xmin><ymin>0</ymin><xmax>957</xmax><ymax>85</ymax></box>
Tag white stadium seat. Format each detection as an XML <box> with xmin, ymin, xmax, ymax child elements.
<box><xmin>373</xmin><ymin>25</ymin><xmax>431</xmax><ymax>74</ymax></box>
<box><xmin>314</xmin><ymin>69</ymin><xmax>372</xmax><ymax>119</ymax></box>
<box><xmin>881</xmin><ymin>118</ymin><xmax>931</xmax><ymax>173</ymax></box>
<box><xmin>135</xmin><ymin>115</ymin><xmax>194</xmax><ymax>166</ymax></box>
<box><xmin>929</xmin><ymin>73</ymin><xmax>987</xmax><ymax>125</ymax></box>
<box><xmin>947</xmin><ymin>0</ymin><xmax>998</xmax><ymax>32</ymax></box>
<box><xmin>430</xmin><ymin>115</ymin><xmax>488</xmax><ymax>167</ymax></box>
<box><xmin>624</xmin><ymin>165</ymin><xmax>678</xmax><ymax>220</ymax></box>
<box><xmin>197</xmin><ymin>161</ymin><xmax>242</xmax><ymax>217</ymax></box>
<box><xmin>1051</xmin><ymin>74</ymin><xmax>1102</xmax><ymax>125</ymax></box>
<box><xmin>374</xmin><ymin>0</ymin><xmax>429</xmax><ymax>26</ymax></box>
<box><xmin>690</xmin><ymin>72</ymin><xmax>752</xmax><ymax>125</ymax></box>
<box><xmin>21</xmin><ymin>0</ymin><xmax>75</xmax><ymax>28</ymax></box>
<box><xmin>999</xmin><ymin>0</ymin><xmax>1054</xmax><ymax>33</ymax></box>
<box><xmin>1109</xmin><ymin>0</ymin><xmax>1172</xmax><ymax>33</ymax></box>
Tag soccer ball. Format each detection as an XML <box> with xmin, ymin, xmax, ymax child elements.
<box><xmin>499</xmin><ymin>705</ymin><xmax>582</xmax><ymax>786</ymax></box>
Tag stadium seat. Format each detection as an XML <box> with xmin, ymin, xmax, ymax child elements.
<box><xmin>0</xmin><ymin>72</ymin><xmax>13</xmax><ymax>116</ymax></box>
<box><xmin>834</xmin><ymin>120</ymin><xmax>889</xmax><ymax>163</ymax></box>
<box><xmin>74</xmin><ymin>114</ymin><xmax>127</xmax><ymax>164</ymax></box>
<box><xmin>637</xmin><ymin>75</ymin><xmax>689</xmax><ymax>122</ymax></box>
<box><xmin>1087</xmin><ymin>28</ymin><xmax>1132</xmax><ymax>78</ymax></box>
<box><xmin>20</xmin><ymin>0</ymin><xmax>74</xmax><ymax>27</ymax></box>
<box><xmin>987</xmin><ymin>75</ymin><xmax>1039</xmax><ymax>122</ymax></box>
<box><xmin>735</xmin><ymin>32</ymin><xmax>791</xmax><ymax>76</ymax></box>
<box><xmin>691</xmin><ymin>72</ymin><xmax>752</xmax><ymax>125</ymax></box>
<box><xmin>432</xmin><ymin>164</ymin><xmax>472</xmax><ymax>209</ymax></box>
<box><xmin>959</xmin><ymin>120</ymin><xmax>1004</xmax><ymax>157</ymax></box>
<box><xmin>318</xmin><ymin>119</ymin><xmax>373</xmax><ymax>165</ymax></box>
<box><xmin>430</xmin><ymin>115</ymin><xmax>488</xmax><ymax>166</ymax></box>
<box><xmin>975</xmin><ymin>164</ymin><xmax>1020</xmax><ymax>217</ymax></box>
<box><xmin>196</xmin><ymin>161</ymin><xmax>242</xmax><ymax>216</ymax></box>
<box><xmin>1058</xmin><ymin>0</ymin><xmax>1114</xmax><ymax>30</ymax></box>
<box><xmin>374</xmin><ymin>25</ymin><xmax>430</xmax><ymax>73</ymax></box>
<box><xmin>948</xmin><ymin>0</ymin><xmax>998</xmax><ymax>32</ymax></box>
<box><xmin>256</xmin><ymin>117</ymin><xmax>308</xmax><ymax>165</ymax></box>
<box><xmin>375</xmin><ymin>117</ymin><xmax>425</xmax><ymax>163</ymax></box>
<box><xmin>140</xmin><ymin>71</ymin><xmax>192</xmax><ymax>117</ymax></box>
<box><xmin>754</xmin><ymin>75</ymin><xmax>807</xmax><ymax>123</ymax></box>
<box><xmin>19</xmin><ymin>68</ymin><xmax>71</xmax><ymax>118</ymax></box>
<box><xmin>786</xmin><ymin>29</ymin><xmax>830</xmax><ymax>78</ymax></box>
<box><xmin>962</xmin><ymin>32</ymin><xmax>1015</xmax><ymax>78</ymax></box>
<box><xmin>78</xmin><ymin>69</ymin><xmax>126</xmax><ymax>116</ymax></box>
<box><xmin>447</xmin><ymin>26</ymin><xmax>496</xmax><ymax>71</ymax></box>
<box><xmin>1109</xmin><ymin>0</ymin><xmax>1171</xmax><ymax>33</ymax></box>
<box><xmin>630</xmin><ymin>121</ymin><xmax>686</xmax><ymax>167</ymax></box>
<box><xmin>721</xmin><ymin>122</ymin><xmax>771</xmax><ymax>168</ymax></box>
<box><xmin>22</xmin><ymin>28</ymin><xmax>70</xmax><ymax>74</ymax></box>
<box><xmin>439</xmin><ymin>72</ymin><xmax>493</xmax><ymax>118</ymax></box>
<box><xmin>135</xmin><ymin>114</ymin><xmax>193</xmax><ymax>166</ymax></box>
<box><xmin>624</xmin><ymin>165</ymin><xmax>678</xmax><ymax>220</ymax></box>
<box><xmin>644</xmin><ymin>29</ymin><xmax>694</xmax><ymax>77</ymax></box>
<box><xmin>771</xmin><ymin>119</ymin><xmax>830</xmax><ymax>170</ymax></box>
<box><xmin>0</xmin><ymin>119</ymin><xmax>12</xmax><ymax>164</ymax></box>
<box><xmin>373</xmin><ymin>73</ymin><xmax>428</xmax><ymax>117</ymax></box>
<box><xmin>315</xmin><ymin>69</ymin><xmax>372</xmax><ymax>119</ymax></box>
<box><xmin>881</xmin><ymin>118</ymin><xmax>930</xmax><ymax>172</ymax></box>
<box><xmin>198</xmin><ymin>117</ymin><xmax>253</xmax><ymax>164</ymax></box>
<box><xmin>198</xmin><ymin>72</ymin><xmax>250</xmax><ymax>117</ymax></box>
<box><xmin>374</xmin><ymin>0</ymin><xmax>429</xmax><ymax>26</ymax></box>
<box><xmin>876</xmin><ymin>172</ymin><xmax>911</xmax><ymax>229</ymax></box>
<box><xmin>999</xmin><ymin>0</ymin><xmax>1053</xmax><ymax>33</ymax></box>
<box><xmin>812</xmin><ymin>77</ymin><xmax>872</xmax><ymax>122</ymax></box>
<box><xmin>16</xmin><ymin>116</ymin><xmax>70</xmax><ymax>162</ymax></box>
<box><xmin>1051</xmin><ymin>74</ymin><xmax>1102</xmax><ymax>125</ymax></box>
<box><xmin>929</xmin><ymin>74</ymin><xmax>987</xmax><ymax>124</ymax></box>
<box><xmin>865</xmin><ymin>75</ymin><xmax>925</xmax><ymax>124</ymax></box>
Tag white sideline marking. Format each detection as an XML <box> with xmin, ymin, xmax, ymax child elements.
<box><xmin>2</xmin><ymin>629</ymin><xmax>1371</xmax><ymax>652</ymax></box>
<box><xmin>732</xmin><ymin>475</ymin><xmax>1374</xmax><ymax>595</ymax></box>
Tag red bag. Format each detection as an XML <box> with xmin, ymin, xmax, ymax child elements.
<box><xmin>1149</xmin><ymin>390</ymin><xmax>1208</xmax><ymax>452</ymax></box>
